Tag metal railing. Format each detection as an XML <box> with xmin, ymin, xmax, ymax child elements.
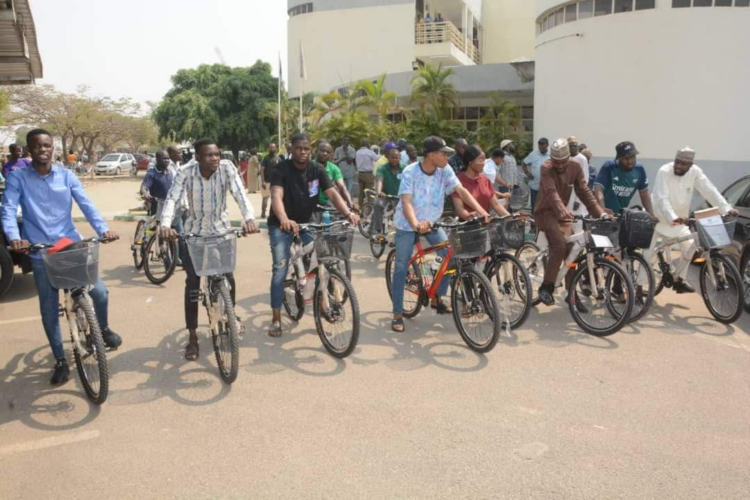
<box><xmin>414</xmin><ymin>21</ymin><xmax>480</xmax><ymax>64</ymax></box>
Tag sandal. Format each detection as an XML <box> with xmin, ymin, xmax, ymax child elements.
<box><xmin>391</xmin><ymin>318</ymin><xmax>405</xmax><ymax>332</ymax></box>
<box><xmin>268</xmin><ymin>322</ymin><xmax>282</xmax><ymax>338</ymax></box>
<box><xmin>236</xmin><ymin>316</ymin><xmax>246</xmax><ymax>337</ymax></box>
<box><xmin>185</xmin><ymin>340</ymin><xmax>199</xmax><ymax>361</ymax></box>
<box><xmin>431</xmin><ymin>299</ymin><xmax>453</xmax><ymax>314</ymax></box>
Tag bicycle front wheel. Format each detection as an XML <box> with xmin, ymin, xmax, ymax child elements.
<box><xmin>569</xmin><ymin>258</ymin><xmax>633</xmax><ymax>337</ymax></box>
<box><xmin>72</xmin><ymin>294</ymin><xmax>109</xmax><ymax>405</ymax></box>
<box><xmin>487</xmin><ymin>253</ymin><xmax>533</xmax><ymax>330</ymax></box>
<box><xmin>213</xmin><ymin>278</ymin><xmax>240</xmax><ymax>383</ymax></box>
<box><xmin>700</xmin><ymin>254</ymin><xmax>743</xmax><ymax>324</ymax></box>
<box><xmin>623</xmin><ymin>252</ymin><xmax>655</xmax><ymax>323</ymax></box>
<box><xmin>144</xmin><ymin>234</ymin><xmax>178</xmax><ymax>285</ymax></box>
<box><xmin>451</xmin><ymin>267</ymin><xmax>500</xmax><ymax>353</ymax></box>
<box><xmin>358</xmin><ymin>202</ymin><xmax>374</xmax><ymax>238</ymax></box>
<box><xmin>132</xmin><ymin>220</ymin><xmax>146</xmax><ymax>270</ymax></box>
<box><xmin>314</xmin><ymin>267</ymin><xmax>360</xmax><ymax>358</ymax></box>
<box><xmin>385</xmin><ymin>249</ymin><xmax>424</xmax><ymax>319</ymax></box>
<box><xmin>515</xmin><ymin>242</ymin><xmax>545</xmax><ymax>306</ymax></box>
<box><xmin>370</xmin><ymin>235</ymin><xmax>387</xmax><ymax>259</ymax></box>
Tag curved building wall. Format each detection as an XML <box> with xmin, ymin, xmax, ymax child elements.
<box><xmin>533</xmin><ymin>0</ymin><xmax>750</xmax><ymax>190</ymax></box>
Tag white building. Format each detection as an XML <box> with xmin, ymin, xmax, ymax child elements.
<box><xmin>533</xmin><ymin>0</ymin><xmax>750</xmax><ymax>190</ymax></box>
<box><xmin>287</xmin><ymin>0</ymin><xmax>538</xmax><ymax>133</ymax></box>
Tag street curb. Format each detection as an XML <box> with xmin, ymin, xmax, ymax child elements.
<box><xmin>73</xmin><ymin>215</ymin><xmax>269</xmax><ymax>229</ymax></box>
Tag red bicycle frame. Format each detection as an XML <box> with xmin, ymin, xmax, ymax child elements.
<box><xmin>407</xmin><ymin>236</ymin><xmax>456</xmax><ymax>300</ymax></box>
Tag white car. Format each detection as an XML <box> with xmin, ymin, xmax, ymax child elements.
<box><xmin>96</xmin><ymin>153</ymin><xmax>135</xmax><ymax>176</ymax></box>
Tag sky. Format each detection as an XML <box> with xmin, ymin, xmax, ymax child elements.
<box><xmin>31</xmin><ymin>0</ymin><xmax>289</xmax><ymax>105</ymax></box>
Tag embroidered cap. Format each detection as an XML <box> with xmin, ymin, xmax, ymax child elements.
<box><xmin>675</xmin><ymin>146</ymin><xmax>695</xmax><ymax>164</ymax></box>
<box><xmin>550</xmin><ymin>138</ymin><xmax>571</xmax><ymax>161</ymax></box>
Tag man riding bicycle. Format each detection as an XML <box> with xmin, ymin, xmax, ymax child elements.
<box><xmin>375</xmin><ymin>147</ymin><xmax>405</xmax><ymax>198</ymax></box>
<box><xmin>593</xmin><ymin>141</ymin><xmax>654</xmax><ymax>216</ymax></box>
<box><xmin>268</xmin><ymin>133</ymin><xmax>359</xmax><ymax>338</ymax></box>
<box><xmin>160</xmin><ymin>138</ymin><xmax>258</xmax><ymax>361</ymax></box>
<box><xmin>390</xmin><ymin>136</ymin><xmax>491</xmax><ymax>333</ymax></box>
<box><xmin>1</xmin><ymin>129</ymin><xmax>121</xmax><ymax>386</ymax></box>
<box><xmin>534</xmin><ymin>138</ymin><xmax>608</xmax><ymax>307</ymax></box>
<box><xmin>645</xmin><ymin>147</ymin><xmax>738</xmax><ymax>294</ymax></box>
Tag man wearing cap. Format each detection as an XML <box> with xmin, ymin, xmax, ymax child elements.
<box><xmin>390</xmin><ymin>136</ymin><xmax>491</xmax><ymax>332</ymax></box>
<box><xmin>375</xmin><ymin>141</ymin><xmax>398</xmax><ymax>172</ymax></box>
<box><xmin>356</xmin><ymin>139</ymin><xmax>381</xmax><ymax>207</ymax></box>
<box><xmin>645</xmin><ymin>147</ymin><xmax>738</xmax><ymax>294</ymax></box>
<box><xmin>534</xmin><ymin>138</ymin><xmax>607</xmax><ymax>306</ymax></box>
<box><xmin>593</xmin><ymin>141</ymin><xmax>654</xmax><ymax>215</ymax></box>
<box><xmin>522</xmin><ymin>138</ymin><xmax>550</xmax><ymax>209</ymax></box>
<box><xmin>448</xmin><ymin>138</ymin><xmax>469</xmax><ymax>175</ymax></box>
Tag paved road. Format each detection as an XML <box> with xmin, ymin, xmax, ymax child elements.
<box><xmin>1</xmin><ymin>221</ymin><xmax>749</xmax><ymax>499</ymax></box>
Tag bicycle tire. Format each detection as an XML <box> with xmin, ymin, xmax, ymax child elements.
<box><xmin>370</xmin><ymin>236</ymin><xmax>386</xmax><ymax>259</ymax></box>
<box><xmin>515</xmin><ymin>241</ymin><xmax>545</xmax><ymax>306</ymax></box>
<box><xmin>282</xmin><ymin>266</ymin><xmax>305</xmax><ymax>321</ymax></box>
<box><xmin>132</xmin><ymin>220</ymin><xmax>146</xmax><ymax>270</ymax></box>
<box><xmin>624</xmin><ymin>252</ymin><xmax>655</xmax><ymax>323</ymax></box>
<box><xmin>451</xmin><ymin>267</ymin><xmax>500</xmax><ymax>353</ymax></box>
<box><xmin>742</xmin><ymin>253</ymin><xmax>750</xmax><ymax>314</ymax></box>
<box><xmin>486</xmin><ymin>253</ymin><xmax>533</xmax><ymax>330</ymax></box>
<box><xmin>385</xmin><ymin>248</ymin><xmax>424</xmax><ymax>319</ymax></box>
<box><xmin>358</xmin><ymin>202</ymin><xmax>374</xmax><ymax>238</ymax></box>
<box><xmin>143</xmin><ymin>233</ymin><xmax>178</xmax><ymax>285</ymax></box>
<box><xmin>569</xmin><ymin>258</ymin><xmax>633</xmax><ymax>337</ymax></box>
<box><xmin>213</xmin><ymin>279</ymin><xmax>240</xmax><ymax>383</ymax></box>
<box><xmin>72</xmin><ymin>294</ymin><xmax>109</xmax><ymax>405</ymax></box>
<box><xmin>0</xmin><ymin>247</ymin><xmax>14</xmax><ymax>298</ymax></box>
<box><xmin>700</xmin><ymin>254</ymin><xmax>743</xmax><ymax>324</ymax></box>
<box><xmin>314</xmin><ymin>267</ymin><xmax>360</xmax><ymax>358</ymax></box>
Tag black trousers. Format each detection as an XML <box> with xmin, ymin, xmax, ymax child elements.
<box><xmin>184</xmin><ymin>250</ymin><xmax>236</xmax><ymax>330</ymax></box>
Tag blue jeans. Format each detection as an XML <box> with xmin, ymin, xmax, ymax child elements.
<box><xmin>31</xmin><ymin>257</ymin><xmax>110</xmax><ymax>360</ymax></box>
<box><xmin>392</xmin><ymin>228</ymin><xmax>451</xmax><ymax>315</ymax></box>
<box><xmin>269</xmin><ymin>225</ymin><xmax>315</xmax><ymax>310</ymax></box>
<box><xmin>530</xmin><ymin>189</ymin><xmax>539</xmax><ymax>210</ymax></box>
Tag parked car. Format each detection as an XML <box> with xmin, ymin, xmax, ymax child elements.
<box><xmin>96</xmin><ymin>153</ymin><xmax>135</xmax><ymax>176</ymax></box>
<box><xmin>134</xmin><ymin>154</ymin><xmax>153</xmax><ymax>171</ymax></box>
<box><xmin>0</xmin><ymin>211</ymin><xmax>33</xmax><ymax>299</ymax></box>
<box><xmin>705</xmin><ymin>175</ymin><xmax>750</xmax><ymax>312</ymax></box>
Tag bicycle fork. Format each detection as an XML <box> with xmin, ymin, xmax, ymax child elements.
<box><xmin>62</xmin><ymin>292</ymin><xmax>87</xmax><ymax>354</ymax></box>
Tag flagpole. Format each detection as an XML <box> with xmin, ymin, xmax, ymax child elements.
<box><xmin>278</xmin><ymin>52</ymin><xmax>283</xmax><ymax>147</ymax></box>
<box><xmin>299</xmin><ymin>39</ymin><xmax>306</xmax><ymax>133</ymax></box>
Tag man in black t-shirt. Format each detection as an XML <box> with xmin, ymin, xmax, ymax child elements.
<box><xmin>267</xmin><ymin>133</ymin><xmax>359</xmax><ymax>338</ymax></box>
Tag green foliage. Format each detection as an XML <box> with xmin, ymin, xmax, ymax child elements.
<box><xmin>478</xmin><ymin>93</ymin><xmax>524</xmax><ymax>152</ymax></box>
<box><xmin>410</xmin><ymin>65</ymin><xmax>458</xmax><ymax>121</ymax></box>
<box><xmin>0</xmin><ymin>89</ymin><xmax>8</xmax><ymax>126</ymax></box>
<box><xmin>154</xmin><ymin>62</ymin><xmax>278</xmax><ymax>157</ymax></box>
<box><xmin>354</xmin><ymin>73</ymin><xmax>397</xmax><ymax>124</ymax></box>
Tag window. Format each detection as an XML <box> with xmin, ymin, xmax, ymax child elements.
<box><xmin>715</xmin><ymin>0</ymin><xmax>733</xmax><ymax>5</ymax></box>
<box><xmin>694</xmin><ymin>0</ymin><xmax>713</xmax><ymax>6</ymax></box>
<box><xmin>579</xmin><ymin>0</ymin><xmax>594</xmax><ymax>17</ymax></box>
<box><xmin>288</xmin><ymin>2</ymin><xmax>313</xmax><ymax>17</ymax></box>
<box><xmin>635</xmin><ymin>0</ymin><xmax>656</xmax><ymax>8</ymax></box>
<box><xmin>554</xmin><ymin>8</ymin><xmax>564</xmax><ymax>25</ymax></box>
<box><xmin>595</xmin><ymin>0</ymin><xmax>613</xmax><ymax>15</ymax></box>
<box><xmin>737</xmin><ymin>0</ymin><xmax>750</xmax><ymax>6</ymax></box>
<box><xmin>672</xmin><ymin>0</ymin><xmax>691</xmax><ymax>7</ymax></box>
<box><xmin>465</xmin><ymin>107</ymin><xmax>479</xmax><ymax>120</ymax></box>
<box><xmin>466</xmin><ymin>121</ymin><xmax>478</xmax><ymax>132</ymax></box>
<box><xmin>565</xmin><ymin>3</ymin><xmax>577</xmax><ymax>21</ymax></box>
<box><xmin>615</xmin><ymin>0</ymin><xmax>634</xmax><ymax>11</ymax></box>
<box><xmin>522</xmin><ymin>107</ymin><xmax>534</xmax><ymax>120</ymax></box>
<box><xmin>722</xmin><ymin>178</ymin><xmax>750</xmax><ymax>206</ymax></box>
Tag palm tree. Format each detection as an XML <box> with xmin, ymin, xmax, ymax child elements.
<box><xmin>354</xmin><ymin>73</ymin><xmax>398</xmax><ymax>125</ymax></box>
<box><xmin>410</xmin><ymin>64</ymin><xmax>458</xmax><ymax>121</ymax></box>
<box><xmin>309</xmin><ymin>90</ymin><xmax>361</xmax><ymax>126</ymax></box>
<box><xmin>478</xmin><ymin>93</ymin><xmax>523</xmax><ymax>150</ymax></box>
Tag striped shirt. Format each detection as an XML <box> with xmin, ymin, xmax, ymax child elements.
<box><xmin>161</xmin><ymin>160</ymin><xmax>254</xmax><ymax>235</ymax></box>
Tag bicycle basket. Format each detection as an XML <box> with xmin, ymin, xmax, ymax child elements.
<box><xmin>42</xmin><ymin>241</ymin><xmax>100</xmax><ymax>289</ymax></box>
<box><xmin>619</xmin><ymin>210</ymin><xmax>656</xmax><ymax>249</ymax></box>
<box><xmin>187</xmin><ymin>233</ymin><xmax>237</xmax><ymax>277</ymax></box>
<box><xmin>696</xmin><ymin>219</ymin><xmax>735</xmax><ymax>250</ymax></box>
<box><xmin>489</xmin><ymin>218</ymin><xmax>525</xmax><ymax>250</ymax></box>
<box><xmin>448</xmin><ymin>224</ymin><xmax>489</xmax><ymax>259</ymax></box>
<box><xmin>509</xmin><ymin>187</ymin><xmax>529</xmax><ymax>211</ymax></box>
<box><xmin>314</xmin><ymin>226</ymin><xmax>354</xmax><ymax>262</ymax></box>
<box><xmin>584</xmin><ymin>219</ymin><xmax>620</xmax><ymax>248</ymax></box>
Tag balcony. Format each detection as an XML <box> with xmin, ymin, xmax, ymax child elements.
<box><xmin>414</xmin><ymin>21</ymin><xmax>480</xmax><ymax>66</ymax></box>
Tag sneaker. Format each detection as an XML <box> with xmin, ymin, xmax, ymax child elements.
<box><xmin>674</xmin><ymin>279</ymin><xmax>695</xmax><ymax>294</ymax></box>
<box><xmin>51</xmin><ymin>358</ymin><xmax>70</xmax><ymax>386</ymax></box>
<box><xmin>102</xmin><ymin>328</ymin><xmax>123</xmax><ymax>349</ymax></box>
<box><xmin>538</xmin><ymin>284</ymin><xmax>555</xmax><ymax>306</ymax></box>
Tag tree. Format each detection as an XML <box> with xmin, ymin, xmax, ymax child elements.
<box><xmin>410</xmin><ymin>65</ymin><xmax>458</xmax><ymax>121</ymax></box>
<box><xmin>154</xmin><ymin>62</ymin><xmax>278</xmax><ymax>159</ymax></box>
<box><xmin>478</xmin><ymin>93</ymin><xmax>523</xmax><ymax>152</ymax></box>
<box><xmin>354</xmin><ymin>73</ymin><xmax>397</xmax><ymax>125</ymax></box>
<box><xmin>122</xmin><ymin>116</ymin><xmax>159</xmax><ymax>153</ymax></box>
<box><xmin>0</xmin><ymin>89</ymin><xmax>9</xmax><ymax>126</ymax></box>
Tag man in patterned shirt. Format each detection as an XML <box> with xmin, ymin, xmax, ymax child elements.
<box><xmin>161</xmin><ymin>138</ymin><xmax>259</xmax><ymax>361</ymax></box>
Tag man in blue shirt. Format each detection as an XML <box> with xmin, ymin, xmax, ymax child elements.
<box><xmin>593</xmin><ymin>141</ymin><xmax>654</xmax><ymax>215</ymax></box>
<box><xmin>1</xmin><ymin>143</ymin><xmax>31</xmax><ymax>179</ymax></box>
<box><xmin>141</xmin><ymin>149</ymin><xmax>185</xmax><ymax>266</ymax></box>
<box><xmin>1</xmin><ymin>129</ymin><xmax>121</xmax><ymax>386</ymax></box>
<box><xmin>522</xmin><ymin>138</ymin><xmax>550</xmax><ymax>209</ymax></box>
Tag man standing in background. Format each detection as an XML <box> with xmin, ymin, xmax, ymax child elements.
<box><xmin>448</xmin><ymin>138</ymin><xmax>468</xmax><ymax>175</ymax></box>
<box><xmin>1</xmin><ymin>144</ymin><xmax>30</xmax><ymax>179</ymax></box>
<box><xmin>333</xmin><ymin>136</ymin><xmax>357</xmax><ymax>196</ymax></box>
<box><xmin>260</xmin><ymin>142</ymin><xmax>282</xmax><ymax>219</ymax></box>
<box><xmin>356</xmin><ymin>139</ymin><xmax>380</xmax><ymax>208</ymax></box>
<box><xmin>566</xmin><ymin>136</ymin><xmax>590</xmax><ymax>228</ymax></box>
<box><xmin>522</xmin><ymin>138</ymin><xmax>550</xmax><ymax>209</ymax></box>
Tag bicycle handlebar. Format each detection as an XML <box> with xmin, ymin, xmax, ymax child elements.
<box><xmin>178</xmin><ymin>229</ymin><xmax>247</xmax><ymax>241</ymax></box>
<box><xmin>7</xmin><ymin>236</ymin><xmax>118</xmax><ymax>253</ymax></box>
<box><xmin>298</xmin><ymin>220</ymin><xmax>351</xmax><ymax>232</ymax></box>
<box><xmin>365</xmin><ymin>188</ymin><xmax>399</xmax><ymax>201</ymax></box>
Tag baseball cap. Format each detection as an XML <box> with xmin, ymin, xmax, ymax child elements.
<box><xmin>397</xmin><ymin>139</ymin><xmax>407</xmax><ymax>147</ymax></box>
<box><xmin>423</xmin><ymin>136</ymin><xmax>455</xmax><ymax>155</ymax></box>
<box><xmin>383</xmin><ymin>141</ymin><xmax>398</xmax><ymax>151</ymax></box>
<box><xmin>615</xmin><ymin>141</ymin><xmax>639</xmax><ymax>160</ymax></box>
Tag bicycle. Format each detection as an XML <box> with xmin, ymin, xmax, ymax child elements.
<box><xmin>312</xmin><ymin>204</ymin><xmax>352</xmax><ymax>280</ymax></box>
<box><xmin>9</xmin><ymin>237</ymin><xmax>115</xmax><ymax>404</ymax></box>
<box><xmin>366</xmin><ymin>190</ymin><xmax>399</xmax><ymax>259</ymax></box>
<box><xmin>282</xmin><ymin>220</ymin><xmax>361</xmax><ymax>358</ymax></box>
<box><xmin>357</xmin><ymin>189</ymin><xmax>381</xmax><ymax>239</ymax></box>
<box><xmin>132</xmin><ymin>197</ymin><xmax>178</xmax><ymax>285</ymax></box>
<box><xmin>515</xmin><ymin>215</ymin><xmax>635</xmax><ymax>337</ymax></box>
<box><xmin>651</xmin><ymin>216</ymin><xmax>743</xmax><ymax>324</ymax></box>
<box><xmin>179</xmin><ymin>230</ymin><xmax>245</xmax><ymax>383</ymax></box>
<box><xmin>385</xmin><ymin>218</ymin><xmax>502</xmax><ymax>353</ymax></box>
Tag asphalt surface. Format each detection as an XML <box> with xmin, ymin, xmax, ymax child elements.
<box><xmin>1</xmin><ymin>221</ymin><xmax>749</xmax><ymax>499</ymax></box>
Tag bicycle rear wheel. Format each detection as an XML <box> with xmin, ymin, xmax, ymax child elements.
<box><xmin>623</xmin><ymin>252</ymin><xmax>655</xmax><ymax>323</ymax></box>
<box><xmin>370</xmin><ymin>235</ymin><xmax>387</xmax><ymax>259</ymax></box>
<box><xmin>358</xmin><ymin>202</ymin><xmax>374</xmax><ymax>238</ymax></box>
<box><xmin>213</xmin><ymin>278</ymin><xmax>240</xmax><ymax>383</ymax></box>
<box><xmin>569</xmin><ymin>258</ymin><xmax>633</xmax><ymax>337</ymax></box>
<box><xmin>487</xmin><ymin>253</ymin><xmax>533</xmax><ymax>330</ymax></box>
<box><xmin>144</xmin><ymin>233</ymin><xmax>178</xmax><ymax>285</ymax></box>
<box><xmin>700</xmin><ymin>254</ymin><xmax>743</xmax><ymax>324</ymax></box>
<box><xmin>314</xmin><ymin>267</ymin><xmax>360</xmax><ymax>358</ymax></box>
<box><xmin>72</xmin><ymin>294</ymin><xmax>109</xmax><ymax>405</ymax></box>
<box><xmin>385</xmin><ymin>249</ymin><xmax>424</xmax><ymax>319</ymax></box>
<box><xmin>515</xmin><ymin>242</ymin><xmax>545</xmax><ymax>306</ymax></box>
<box><xmin>132</xmin><ymin>220</ymin><xmax>146</xmax><ymax>270</ymax></box>
<box><xmin>451</xmin><ymin>267</ymin><xmax>500</xmax><ymax>353</ymax></box>
<box><xmin>282</xmin><ymin>265</ymin><xmax>305</xmax><ymax>321</ymax></box>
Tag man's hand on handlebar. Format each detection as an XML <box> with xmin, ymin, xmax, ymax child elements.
<box><xmin>672</xmin><ymin>217</ymin><xmax>690</xmax><ymax>226</ymax></box>
<box><xmin>9</xmin><ymin>239</ymin><xmax>30</xmax><ymax>252</ymax></box>
<box><xmin>280</xmin><ymin>218</ymin><xmax>299</xmax><ymax>235</ymax></box>
<box><xmin>346</xmin><ymin>212</ymin><xmax>360</xmax><ymax>225</ymax></box>
<box><xmin>101</xmin><ymin>230</ymin><xmax>119</xmax><ymax>243</ymax></box>
<box><xmin>560</xmin><ymin>210</ymin><xmax>575</xmax><ymax>223</ymax></box>
<box><xmin>243</xmin><ymin>220</ymin><xmax>260</xmax><ymax>235</ymax></box>
<box><xmin>414</xmin><ymin>221</ymin><xmax>432</xmax><ymax>234</ymax></box>
<box><xmin>160</xmin><ymin>226</ymin><xmax>180</xmax><ymax>241</ymax></box>
<box><xmin>726</xmin><ymin>209</ymin><xmax>739</xmax><ymax>218</ymax></box>
<box><xmin>599</xmin><ymin>212</ymin><xmax>613</xmax><ymax>220</ymax></box>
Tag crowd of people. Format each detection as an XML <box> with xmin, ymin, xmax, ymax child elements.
<box><xmin>0</xmin><ymin>125</ymin><xmax>740</xmax><ymax>385</ymax></box>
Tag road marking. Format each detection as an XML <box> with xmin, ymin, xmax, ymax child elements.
<box><xmin>0</xmin><ymin>316</ymin><xmax>42</xmax><ymax>326</ymax></box>
<box><xmin>0</xmin><ymin>430</ymin><xmax>100</xmax><ymax>458</ymax></box>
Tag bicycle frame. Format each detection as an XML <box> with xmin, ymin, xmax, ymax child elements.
<box><xmin>290</xmin><ymin>232</ymin><xmax>333</xmax><ymax>311</ymax></box>
<box><xmin>408</xmin><ymin>237</ymin><xmax>456</xmax><ymax>300</ymax></box>
<box><xmin>61</xmin><ymin>288</ymin><xmax>90</xmax><ymax>355</ymax></box>
<box><xmin>653</xmin><ymin>230</ymin><xmax>726</xmax><ymax>290</ymax></box>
